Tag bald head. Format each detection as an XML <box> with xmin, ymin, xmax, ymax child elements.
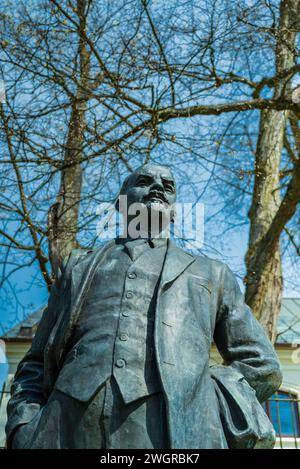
<box><xmin>120</xmin><ymin>163</ymin><xmax>176</xmax><ymax>197</ymax></box>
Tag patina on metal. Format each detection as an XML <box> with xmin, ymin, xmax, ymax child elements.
<box><xmin>6</xmin><ymin>164</ymin><xmax>282</xmax><ymax>449</ymax></box>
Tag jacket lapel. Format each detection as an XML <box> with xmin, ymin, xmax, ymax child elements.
<box><xmin>71</xmin><ymin>239</ymin><xmax>195</xmax><ymax>303</ymax></box>
<box><xmin>69</xmin><ymin>238</ymin><xmax>195</xmax><ymax>331</ymax></box>
<box><xmin>70</xmin><ymin>240</ymin><xmax>115</xmax><ymax>309</ymax></box>
<box><xmin>159</xmin><ymin>239</ymin><xmax>195</xmax><ymax>291</ymax></box>
<box><xmin>61</xmin><ymin>240</ymin><xmax>115</xmax><ymax>350</ymax></box>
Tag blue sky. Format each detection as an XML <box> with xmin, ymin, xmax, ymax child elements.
<box><xmin>1</xmin><ymin>198</ymin><xmax>299</xmax><ymax>337</ymax></box>
<box><xmin>1</xmin><ymin>0</ymin><xmax>299</xmax><ymax>339</ymax></box>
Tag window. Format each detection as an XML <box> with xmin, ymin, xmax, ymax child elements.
<box><xmin>264</xmin><ymin>390</ymin><xmax>300</xmax><ymax>437</ymax></box>
<box><xmin>19</xmin><ymin>326</ymin><xmax>33</xmax><ymax>337</ymax></box>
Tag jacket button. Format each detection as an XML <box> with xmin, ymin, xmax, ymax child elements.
<box><xmin>115</xmin><ymin>359</ymin><xmax>126</xmax><ymax>368</ymax></box>
<box><xmin>120</xmin><ymin>333</ymin><xmax>128</xmax><ymax>341</ymax></box>
<box><xmin>128</xmin><ymin>272</ymin><xmax>137</xmax><ymax>279</ymax></box>
<box><xmin>122</xmin><ymin>311</ymin><xmax>129</xmax><ymax>317</ymax></box>
<box><xmin>126</xmin><ymin>291</ymin><xmax>133</xmax><ymax>299</ymax></box>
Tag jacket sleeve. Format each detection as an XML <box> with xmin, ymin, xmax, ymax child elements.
<box><xmin>5</xmin><ymin>256</ymin><xmax>70</xmax><ymax>445</ymax></box>
<box><xmin>213</xmin><ymin>263</ymin><xmax>282</xmax><ymax>403</ymax></box>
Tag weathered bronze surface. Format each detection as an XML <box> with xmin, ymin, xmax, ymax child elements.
<box><xmin>6</xmin><ymin>164</ymin><xmax>282</xmax><ymax>449</ymax></box>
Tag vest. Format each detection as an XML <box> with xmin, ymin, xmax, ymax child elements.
<box><xmin>68</xmin><ymin>238</ymin><xmax>167</xmax><ymax>403</ymax></box>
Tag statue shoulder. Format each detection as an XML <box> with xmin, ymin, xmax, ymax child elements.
<box><xmin>62</xmin><ymin>241</ymin><xmax>114</xmax><ymax>274</ymax></box>
<box><xmin>59</xmin><ymin>248</ymin><xmax>94</xmax><ymax>278</ymax></box>
<box><xmin>192</xmin><ymin>251</ymin><xmax>226</xmax><ymax>272</ymax></box>
<box><xmin>69</xmin><ymin>248</ymin><xmax>94</xmax><ymax>263</ymax></box>
<box><xmin>189</xmin><ymin>251</ymin><xmax>229</xmax><ymax>284</ymax></box>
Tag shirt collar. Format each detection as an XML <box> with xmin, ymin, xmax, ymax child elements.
<box><xmin>115</xmin><ymin>236</ymin><xmax>167</xmax><ymax>249</ymax></box>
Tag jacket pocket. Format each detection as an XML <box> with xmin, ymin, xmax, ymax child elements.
<box><xmin>53</xmin><ymin>342</ymin><xmax>112</xmax><ymax>402</ymax></box>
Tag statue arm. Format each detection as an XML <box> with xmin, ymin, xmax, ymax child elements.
<box><xmin>5</xmin><ymin>255</ymin><xmax>69</xmax><ymax>446</ymax></box>
<box><xmin>213</xmin><ymin>264</ymin><xmax>282</xmax><ymax>403</ymax></box>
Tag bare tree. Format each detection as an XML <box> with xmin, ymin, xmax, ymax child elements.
<box><xmin>245</xmin><ymin>0</ymin><xmax>300</xmax><ymax>342</ymax></box>
<box><xmin>0</xmin><ymin>0</ymin><xmax>300</xmax><ymax>340</ymax></box>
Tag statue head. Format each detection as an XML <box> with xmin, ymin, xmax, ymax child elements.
<box><xmin>116</xmin><ymin>163</ymin><xmax>176</xmax><ymax>238</ymax></box>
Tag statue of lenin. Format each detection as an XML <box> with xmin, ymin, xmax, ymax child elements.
<box><xmin>6</xmin><ymin>163</ymin><xmax>282</xmax><ymax>449</ymax></box>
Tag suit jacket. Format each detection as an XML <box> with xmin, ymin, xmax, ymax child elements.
<box><xmin>6</xmin><ymin>239</ymin><xmax>282</xmax><ymax>448</ymax></box>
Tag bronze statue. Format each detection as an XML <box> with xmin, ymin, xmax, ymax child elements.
<box><xmin>6</xmin><ymin>164</ymin><xmax>281</xmax><ymax>449</ymax></box>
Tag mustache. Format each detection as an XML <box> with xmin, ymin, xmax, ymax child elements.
<box><xmin>143</xmin><ymin>190</ymin><xmax>168</xmax><ymax>204</ymax></box>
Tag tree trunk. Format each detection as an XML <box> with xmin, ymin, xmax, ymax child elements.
<box><xmin>48</xmin><ymin>0</ymin><xmax>90</xmax><ymax>277</ymax></box>
<box><xmin>245</xmin><ymin>0</ymin><xmax>300</xmax><ymax>342</ymax></box>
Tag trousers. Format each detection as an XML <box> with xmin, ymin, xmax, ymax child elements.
<box><xmin>15</xmin><ymin>377</ymin><xmax>169</xmax><ymax>449</ymax></box>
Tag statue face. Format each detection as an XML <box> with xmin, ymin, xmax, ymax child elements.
<box><xmin>124</xmin><ymin>164</ymin><xmax>176</xmax><ymax>212</ymax></box>
<box><xmin>119</xmin><ymin>164</ymin><xmax>176</xmax><ymax>236</ymax></box>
